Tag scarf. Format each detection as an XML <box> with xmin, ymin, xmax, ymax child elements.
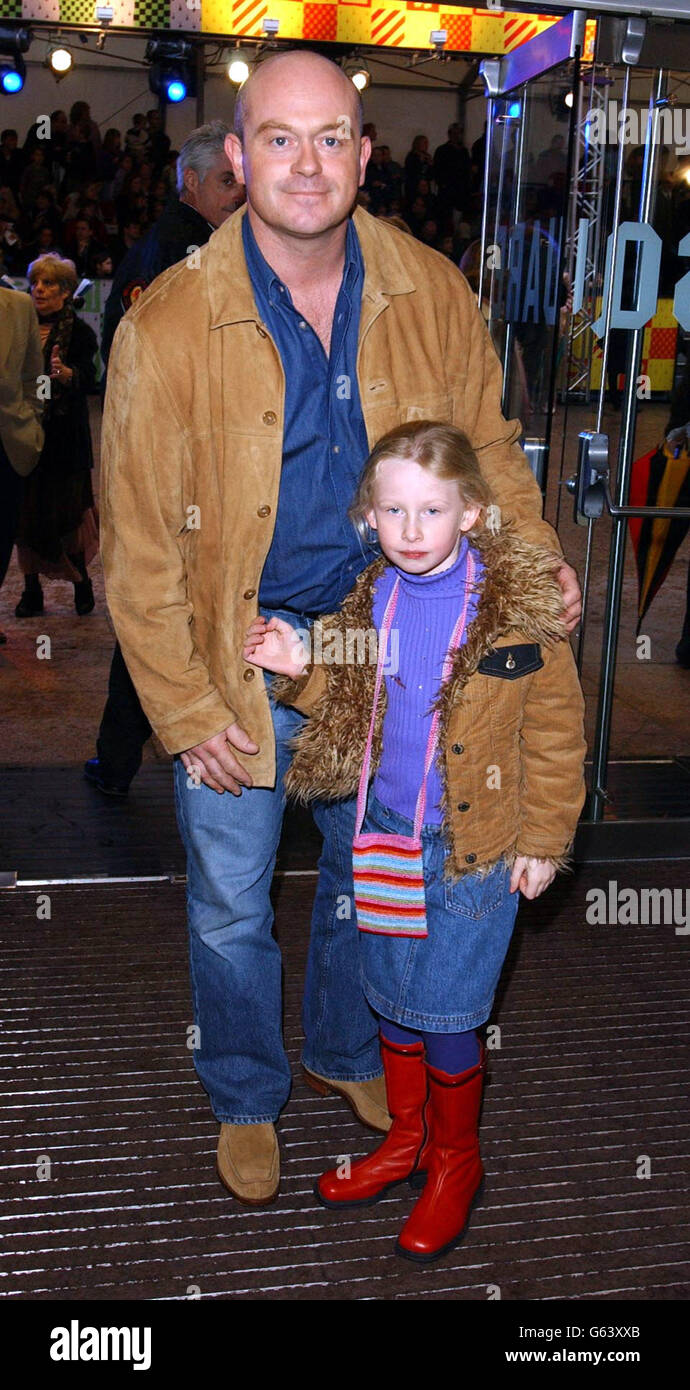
<box><xmin>40</xmin><ymin>301</ymin><xmax>75</xmax><ymax>421</ymax></box>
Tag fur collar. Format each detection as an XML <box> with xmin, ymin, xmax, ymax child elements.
<box><xmin>280</xmin><ymin>526</ymin><xmax>565</xmax><ymax>806</ymax></box>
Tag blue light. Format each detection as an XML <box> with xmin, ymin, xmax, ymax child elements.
<box><xmin>166</xmin><ymin>78</ymin><xmax>186</xmax><ymax>102</ymax></box>
<box><xmin>507</xmin><ymin>100</ymin><xmax>521</xmax><ymax>119</ymax></box>
<box><xmin>1</xmin><ymin>68</ymin><xmax>23</xmax><ymax>94</ymax></box>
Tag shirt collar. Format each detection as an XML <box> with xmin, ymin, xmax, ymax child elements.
<box><xmin>242</xmin><ymin>211</ymin><xmax>362</xmax><ymax>310</ymax></box>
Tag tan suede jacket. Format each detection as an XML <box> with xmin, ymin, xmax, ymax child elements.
<box><xmin>100</xmin><ymin>205</ymin><xmax>563</xmax><ymax>783</ymax></box>
<box><xmin>273</xmin><ymin>530</ymin><xmax>587</xmax><ymax>879</ymax></box>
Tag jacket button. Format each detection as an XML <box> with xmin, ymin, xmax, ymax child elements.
<box><xmin>262</xmin><ymin>410</ymin><xmax>277</xmax><ymax>425</ymax></box>
<box><xmin>257</xmin><ymin>504</ymin><xmax>271</xmax><ymax>517</ymax></box>
<box><xmin>256</xmin><ymin>324</ymin><xmax>267</xmax><ymax>338</ymax></box>
<box><xmin>243</xmin><ymin>668</ymin><xmax>255</xmax><ymax>682</ymax></box>
<box><xmin>457</xmin><ymin>801</ymin><xmax>470</xmax><ymax>812</ymax></box>
<box><xmin>243</xmin><ymin>588</ymin><xmax>256</xmax><ymax>600</ymax></box>
<box><xmin>465</xmin><ymin>853</ymin><xmax>477</xmax><ymax>864</ymax></box>
<box><xmin>452</xmin><ymin>743</ymin><xmax>464</xmax><ymax>754</ymax></box>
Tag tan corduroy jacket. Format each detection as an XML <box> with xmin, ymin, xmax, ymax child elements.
<box><xmin>100</xmin><ymin>205</ymin><xmax>564</xmax><ymax>784</ymax></box>
<box><xmin>273</xmin><ymin>530</ymin><xmax>587</xmax><ymax>879</ymax></box>
<box><xmin>0</xmin><ymin>286</ymin><xmax>44</xmax><ymax>476</ymax></box>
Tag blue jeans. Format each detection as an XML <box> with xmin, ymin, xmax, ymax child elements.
<box><xmin>172</xmin><ymin>609</ymin><xmax>380</xmax><ymax>1124</ymax></box>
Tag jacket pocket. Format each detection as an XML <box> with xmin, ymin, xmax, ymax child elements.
<box><xmin>477</xmin><ymin>643</ymin><xmax>543</xmax><ymax>680</ymax></box>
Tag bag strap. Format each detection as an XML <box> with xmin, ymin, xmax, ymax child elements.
<box><xmin>354</xmin><ymin>549</ymin><xmax>477</xmax><ymax>840</ymax></box>
<box><xmin>354</xmin><ymin>576</ymin><xmax>400</xmax><ymax>836</ymax></box>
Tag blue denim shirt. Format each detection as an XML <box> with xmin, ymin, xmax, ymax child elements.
<box><xmin>242</xmin><ymin>213</ymin><xmax>375</xmax><ymax>618</ymax></box>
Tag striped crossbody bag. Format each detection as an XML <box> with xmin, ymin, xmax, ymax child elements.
<box><xmin>352</xmin><ymin>553</ymin><xmax>476</xmax><ymax>939</ymax></box>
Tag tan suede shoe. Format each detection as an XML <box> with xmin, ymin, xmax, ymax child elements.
<box><xmin>302</xmin><ymin>1068</ymin><xmax>392</xmax><ymax>1133</ymax></box>
<box><xmin>217</xmin><ymin>1122</ymin><xmax>280</xmax><ymax>1205</ymax></box>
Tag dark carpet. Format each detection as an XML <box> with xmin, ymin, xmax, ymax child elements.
<box><xmin>1</xmin><ymin>861</ymin><xmax>689</xmax><ymax>1300</ymax></box>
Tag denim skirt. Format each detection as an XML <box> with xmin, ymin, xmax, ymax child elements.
<box><xmin>358</xmin><ymin>795</ymin><xmax>520</xmax><ymax>1032</ymax></box>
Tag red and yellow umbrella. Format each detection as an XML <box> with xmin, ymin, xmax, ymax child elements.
<box><xmin>628</xmin><ymin>438</ymin><xmax>690</xmax><ymax>631</ymax></box>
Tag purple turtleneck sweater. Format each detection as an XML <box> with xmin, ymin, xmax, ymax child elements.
<box><xmin>371</xmin><ymin>538</ymin><xmax>484</xmax><ymax>825</ymax></box>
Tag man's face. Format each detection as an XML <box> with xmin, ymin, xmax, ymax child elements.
<box><xmin>184</xmin><ymin>151</ymin><xmax>244</xmax><ymax>227</ymax></box>
<box><xmin>226</xmin><ymin>56</ymin><xmax>370</xmax><ymax>240</ymax></box>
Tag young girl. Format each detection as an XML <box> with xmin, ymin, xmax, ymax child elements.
<box><xmin>244</xmin><ymin>421</ymin><xmax>586</xmax><ymax>1264</ymax></box>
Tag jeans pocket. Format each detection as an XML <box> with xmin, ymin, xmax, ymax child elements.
<box><xmin>443</xmin><ymin>858</ymin><xmax>509</xmax><ymax>919</ymax></box>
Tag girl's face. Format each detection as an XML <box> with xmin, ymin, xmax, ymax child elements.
<box><xmin>366</xmin><ymin>455</ymin><xmax>480</xmax><ymax>576</ymax></box>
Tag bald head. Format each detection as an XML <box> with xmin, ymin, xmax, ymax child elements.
<box><xmin>233</xmin><ymin>49</ymin><xmax>363</xmax><ymax>147</ymax></box>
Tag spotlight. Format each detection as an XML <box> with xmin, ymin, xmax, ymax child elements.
<box><xmin>343</xmin><ymin>54</ymin><xmax>370</xmax><ymax>92</ymax></box>
<box><xmin>565</xmin><ymin>91</ymin><xmax>574</xmax><ymax>108</ymax></box>
<box><xmin>48</xmin><ymin>48</ymin><xmax>73</xmax><ymax>77</ymax></box>
<box><xmin>146</xmin><ymin>36</ymin><xmax>197</xmax><ymax>105</ymax></box>
<box><xmin>430</xmin><ymin>29</ymin><xmax>447</xmax><ymax>51</ymax></box>
<box><xmin>508</xmin><ymin>99</ymin><xmax>521</xmax><ymax>118</ymax></box>
<box><xmin>262</xmin><ymin>19</ymin><xmax>280</xmax><ymax>37</ymax></box>
<box><xmin>0</xmin><ymin>23</ymin><xmax>31</xmax><ymax>94</ymax></box>
<box><xmin>227</xmin><ymin>46</ymin><xmax>252</xmax><ymax>86</ymax></box>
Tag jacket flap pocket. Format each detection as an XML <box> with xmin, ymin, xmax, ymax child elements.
<box><xmin>478</xmin><ymin>644</ymin><xmax>543</xmax><ymax>680</ymax></box>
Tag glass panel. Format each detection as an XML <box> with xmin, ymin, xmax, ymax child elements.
<box><xmin>483</xmin><ymin>59</ymin><xmax>577</xmax><ymax>456</ymax></box>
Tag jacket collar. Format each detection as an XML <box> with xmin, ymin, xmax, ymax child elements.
<box><xmin>206</xmin><ymin>204</ymin><xmax>415</xmax><ymax>330</ymax></box>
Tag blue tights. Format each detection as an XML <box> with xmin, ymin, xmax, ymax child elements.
<box><xmin>380</xmin><ymin>1018</ymin><xmax>480</xmax><ymax>1073</ymax></box>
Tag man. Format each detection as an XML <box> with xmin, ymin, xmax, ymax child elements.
<box><xmin>86</xmin><ymin>122</ymin><xmax>243</xmax><ymax>797</ymax></box>
<box><xmin>101</xmin><ymin>50</ymin><xmax>581</xmax><ymax>1206</ymax></box>
<box><xmin>100</xmin><ymin>121</ymin><xmax>243</xmax><ymax>367</ymax></box>
<box><xmin>0</xmin><ymin>285</ymin><xmax>44</xmax><ymax>642</ymax></box>
<box><xmin>432</xmin><ymin>122</ymin><xmax>472</xmax><ymax>227</ymax></box>
<box><xmin>0</xmin><ymin>130</ymin><xmax>24</xmax><ymax>199</ymax></box>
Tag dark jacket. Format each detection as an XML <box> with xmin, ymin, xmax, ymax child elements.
<box><xmin>101</xmin><ymin>197</ymin><xmax>212</xmax><ymax>367</ymax></box>
<box><xmin>38</xmin><ymin>313</ymin><xmax>98</xmax><ymax>477</ymax></box>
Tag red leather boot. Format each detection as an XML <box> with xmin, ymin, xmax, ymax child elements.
<box><xmin>315</xmin><ymin>1036</ymin><xmax>428</xmax><ymax>1208</ymax></box>
<box><xmin>396</xmin><ymin>1045</ymin><xmax>486</xmax><ymax>1262</ymax></box>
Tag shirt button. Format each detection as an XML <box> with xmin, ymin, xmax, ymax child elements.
<box><xmin>257</xmin><ymin>504</ymin><xmax>271</xmax><ymax>517</ymax></box>
<box><xmin>256</xmin><ymin>324</ymin><xmax>267</xmax><ymax>338</ymax></box>
<box><xmin>262</xmin><ymin>410</ymin><xmax>277</xmax><ymax>425</ymax></box>
<box><xmin>452</xmin><ymin>743</ymin><xmax>464</xmax><ymax>754</ymax></box>
<box><xmin>465</xmin><ymin>853</ymin><xmax>477</xmax><ymax>864</ymax></box>
<box><xmin>243</xmin><ymin>588</ymin><xmax>256</xmax><ymax>600</ymax></box>
<box><xmin>333</xmin><ymin>445</ymin><xmax>340</xmax><ymax>454</ymax></box>
<box><xmin>457</xmin><ymin>801</ymin><xmax>470</xmax><ymax>812</ymax></box>
<box><xmin>243</xmin><ymin>668</ymin><xmax>255</xmax><ymax>682</ymax></box>
<box><xmin>298</xmin><ymin>320</ymin><xmax>307</xmax><ymax>330</ymax></box>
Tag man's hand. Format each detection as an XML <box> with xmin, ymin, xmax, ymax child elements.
<box><xmin>510</xmin><ymin>856</ymin><xmax>556</xmax><ymax>899</ymax></box>
<box><xmin>555</xmin><ymin>560</ymin><xmax>581</xmax><ymax>633</ymax></box>
<box><xmin>180</xmin><ymin>722</ymin><xmax>259</xmax><ymax>796</ymax></box>
<box><xmin>244</xmin><ymin>615</ymin><xmax>310</xmax><ymax>679</ymax></box>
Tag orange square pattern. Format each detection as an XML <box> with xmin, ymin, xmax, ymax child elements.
<box><xmin>441</xmin><ymin>11</ymin><xmax>472</xmax><ymax>47</ymax></box>
<box><xmin>303</xmin><ymin>1</ymin><xmax>339</xmax><ymax>38</ymax></box>
<box><xmin>649</xmin><ymin>326</ymin><xmax>678</xmax><ymax>360</ymax></box>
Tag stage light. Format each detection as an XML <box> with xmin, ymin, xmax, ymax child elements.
<box><xmin>508</xmin><ymin>100</ymin><xmax>521</xmax><ymax>118</ymax></box>
<box><xmin>0</xmin><ymin>23</ymin><xmax>31</xmax><ymax>94</ymax></box>
<box><xmin>228</xmin><ymin>47</ymin><xmax>252</xmax><ymax>85</ymax></box>
<box><xmin>48</xmin><ymin>48</ymin><xmax>72</xmax><ymax>76</ymax></box>
<box><xmin>565</xmin><ymin>91</ymin><xmax>574</xmax><ymax>108</ymax></box>
<box><xmin>146</xmin><ymin>36</ymin><xmax>197</xmax><ymax>105</ymax></box>
<box><xmin>166</xmin><ymin>74</ymin><xmax>187</xmax><ymax>102</ymax></box>
<box><xmin>1</xmin><ymin>64</ymin><xmax>23</xmax><ymax>93</ymax></box>
<box><xmin>343</xmin><ymin>54</ymin><xmax>370</xmax><ymax>92</ymax></box>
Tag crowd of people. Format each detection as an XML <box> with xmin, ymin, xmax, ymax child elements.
<box><xmin>0</xmin><ymin>106</ymin><xmax>489</xmax><ymax>282</ymax></box>
<box><xmin>0</xmin><ymin>103</ymin><xmax>180</xmax><ymax>279</ymax></box>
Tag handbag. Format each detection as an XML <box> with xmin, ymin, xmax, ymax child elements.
<box><xmin>352</xmin><ymin>552</ymin><xmax>477</xmax><ymax>938</ymax></box>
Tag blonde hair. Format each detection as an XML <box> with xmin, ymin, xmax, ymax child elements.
<box><xmin>349</xmin><ymin>421</ymin><xmax>495</xmax><ymax>543</ymax></box>
<box><xmin>27</xmin><ymin>252</ymin><xmax>78</xmax><ymax>298</ymax></box>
